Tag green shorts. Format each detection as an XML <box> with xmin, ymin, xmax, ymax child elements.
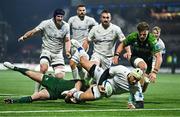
<box><xmin>41</xmin><ymin>75</ymin><xmax>76</xmax><ymax>100</ymax></box>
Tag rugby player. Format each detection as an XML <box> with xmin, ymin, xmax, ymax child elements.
<box><xmin>68</xmin><ymin>4</ymin><xmax>97</xmax><ymax>81</ymax></box>
<box><xmin>18</xmin><ymin>9</ymin><xmax>71</xmax><ymax>93</ymax></box>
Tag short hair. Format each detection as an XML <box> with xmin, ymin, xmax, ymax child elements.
<box><xmin>100</xmin><ymin>9</ymin><xmax>110</xmax><ymax>15</ymax></box>
<box><xmin>152</xmin><ymin>26</ymin><xmax>161</xmax><ymax>33</ymax></box>
<box><xmin>77</xmin><ymin>4</ymin><xmax>85</xmax><ymax>9</ymax></box>
<box><xmin>53</xmin><ymin>8</ymin><xmax>65</xmax><ymax>18</ymax></box>
<box><xmin>137</xmin><ymin>22</ymin><xmax>150</xmax><ymax>32</ymax></box>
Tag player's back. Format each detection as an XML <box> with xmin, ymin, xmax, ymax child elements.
<box><xmin>107</xmin><ymin>65</ymin><xmax>130</xmax><ymax>94</ymax></box>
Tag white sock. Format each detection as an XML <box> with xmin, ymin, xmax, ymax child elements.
<box><xmin>72</xmin><ymin>67</ymin><xmax>80</xmax><ymax>80</ymax></box>
<box><xmin>73</xmin><ymin>91</ymin><xmax>84</xmax><ymax>101</ymax></box>
<box><xmin>34</xmin><ymin>82</ymin><xmax>41</xmax><ymax>92</ymax></box>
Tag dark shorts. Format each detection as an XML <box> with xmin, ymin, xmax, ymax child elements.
<box><xmin>130</xmin><ymin>56</ymin><xmax>153</xmax><ymax>74</ymax></box>
<box><xmin>41</xmin><ymin>75</ymin><xmax>76</xmax><ymax>100</ymax></box>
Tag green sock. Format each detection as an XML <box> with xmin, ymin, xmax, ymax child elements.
<box><xmin>13</xmin><ymin>96</ymin><xmax>32</xmax><ymax>103</ymax></box>
<box><xmin>14</xmin><ymin>67</ymin><xmax>29</xmax><ymax>76</ymax></box>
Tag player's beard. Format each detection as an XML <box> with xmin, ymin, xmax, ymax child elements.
<box><xmin>78</xmin><ymin>14</ymin><xmax>85</xmax><ymax>20</ymax></box>
<box><xmin>55</xmin><ymin>20</ymin><xmax>62</xmax><ymax>28</ymax></box>
<box><xmin>102</xmin><ymin>21</ymin><xmax>110</xmax><ymax>29</ymax></box>
<box><xmin>139</xmin><ymin>37</ymin><xmax>146</xmax><ymax>42</ymax></box>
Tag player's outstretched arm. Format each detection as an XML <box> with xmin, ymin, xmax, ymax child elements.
<box><xmin>18</xmin><ymin>28</ymin><xmax>40</xmax><ymax>42</ymax></box>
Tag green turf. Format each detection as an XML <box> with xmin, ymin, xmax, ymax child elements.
<box><xmin>0</xmin><ymin>70</ymin><xmax>180</xmax><ymax>116</ymax></box>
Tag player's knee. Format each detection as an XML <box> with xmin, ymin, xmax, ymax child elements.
<box><xmin>55</xmin><ymin>72</ymin><xmax>65</xmax><ymax>78</ymax></box>
<box><xmin>54</xmin><ymin>67</ymin><xmax>65</xmax><ymax>78</ymax></box>
<box><xmin>134</xmin><ymin>58</ymin><xmax>147</xmax><ymax>72</ymax></box>
<box><xmin>40</xmin><ymin>58</ymin><xmax>49</xmax><ymax>73</ymax></box>
<box><xmin>139</xmin><ymin>62</ymin><xmax>147</xmax><ymax>72</ymax></box>
<box><xmin>69</xmin><ymin>60</ymin><xmax>76</xmax><ymax>69</ymax></box>
<box><xmin>40</xmin><ymin>64</ymin><xmax>48</xmax><ymax>73</ymax></box>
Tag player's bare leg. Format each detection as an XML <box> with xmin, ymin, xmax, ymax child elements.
<box><xmin>3</xmin><ymin>62</ymin><xmax>43</xmax><ymax>83</ymax></box>
<box><xmin>136</xmin><ymin>61</ymin><xmax>150</xmax><ymax>92</ymax></box>
<box><xmin>34</xmin><ymin>60</ymin><xmax>49</xmax><ymax>93</ymax></box>
<box><xmin>53</xmin><ymin>65</ymin><xmax>65</xmax><ymax>78</ymax></box>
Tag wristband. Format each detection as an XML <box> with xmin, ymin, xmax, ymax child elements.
<box><xmin>154</xmin><ymin>68</ymin><xmax>158</xmax><ymax>72</ymax></box>
<box><xmin>152</xmin><ymin>70</ymin><xmax>158</xmax><ymax>74</ymax></box>
<box><xmin>114</xmin><ymin>53</ymin><xmax>120</xmax><ymax>56</ymax></box>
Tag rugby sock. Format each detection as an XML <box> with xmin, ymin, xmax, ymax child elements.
<box><xmin>72</xmin><ymin>67</ymin><xmax>79</xmax><ymax>80</ymax></box>
<box><xmin>14</xmin><ymin>67</ymin><xmax>29</xmax><ymax>75</ymax></box>
<box><xmin>34</xmin><ymin>82</ymin><xmax>41</xmax><ymax>92</ymax></box>
<box><xmin>13</xmin><ymin>96</ymin><xmax>32</xmax><ymax>103</ymax></box>
<box><xmin>73</xmin><ymin>91</ymin><xmax>83</xmax><ymax>101</ymax></box>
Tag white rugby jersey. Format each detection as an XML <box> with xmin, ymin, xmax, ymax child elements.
<box><xmin>35</xmin><ymin>18</ymin><xmax>70</xmax><ymax>54</ymax></box>
<box><xmin>93</xmin><ymin>65</ymin><xmax>143</xmax><ymax>101</ymax></box>
<box><xmin>157</xmin><ymin>38</ymin><xmax>166</xmax><ymax>54</ymax></box>
<box><xmin>88</xmin><ymin>23</ymin><xmax>125</xmax><ymax>57</ymax></box>
<box><xmin>107</xmin><ymin>65</ymin><xmax>142</xmax><ymax>95</ymax></box>
<box><xmin>68</xmin><ymin>16</ymin><xmax>97</xmax><ymax>44</ymax></box>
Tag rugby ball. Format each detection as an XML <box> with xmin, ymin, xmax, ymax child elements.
<box><xmin>102</xmin><ymin>80</ymin><xmax>113</xmax><ymax>97</ymax></box>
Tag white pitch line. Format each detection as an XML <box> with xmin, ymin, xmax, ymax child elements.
<box><xmin>1</xmin><ymin>108</ymin><xmax>180</xmax><ymax>114</ymax></box>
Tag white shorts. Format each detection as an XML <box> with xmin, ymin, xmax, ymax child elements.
<box><xmin>40</xmin><ymin>49</ymin><xmax>65</xmax><ymax>66</ymax></box>
<box><xmin>91</xmin><ymin>52</ymin><xmax>112</xmax><ymax>69</ymax></box>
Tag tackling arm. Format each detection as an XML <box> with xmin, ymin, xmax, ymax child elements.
<box><xmin>113</xmin><ymin>42</ymin><xmax>126</xmax><ymax>64</ymax></box>
<box><xmin>149</xmin><ymin>52</ymin><xmax>162</xmax><ymax>82</ymax></box>
<box><xmin>152</xmin><ymin>52</ymin><xmax>162</xmax><ymax>74</ymax></box>
<box><xmin>124</xmin><ymin>46</ymin><xmax>132</xmax><ymax>60</ymax></box>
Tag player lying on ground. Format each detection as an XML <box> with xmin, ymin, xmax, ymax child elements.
<box><xmin>63</xmin><ymin>46</ymin><xmax>144</xmax><ymax>108</ymax></box>
<box><xmin>3</xmin><ymin>59</ymin><xmax>144</xmax><ymax>108</ymax></box>
<box><xmin>3</xmin><ymin>62</ymin><xmax>88</xmax><ymax>104</ymax></box>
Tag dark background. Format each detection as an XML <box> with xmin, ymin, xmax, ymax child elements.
<box><xmin>0</xmin><ymin>0</ymin><xmax>179</xmax><ymax>67</ymax></box>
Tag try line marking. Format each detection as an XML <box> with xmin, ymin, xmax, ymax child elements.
<box><xmin>1</xmin><ymin>108</ymin><xmax>180</xmax><ymax>114</ymax></box>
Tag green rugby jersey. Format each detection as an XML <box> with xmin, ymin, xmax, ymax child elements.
<box><xmin>123</xmin><ymin>32</ymin><xmax>161</xmax><ymax>60</ymax></box>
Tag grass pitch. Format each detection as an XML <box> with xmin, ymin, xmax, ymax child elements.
<box><xmin>0</xmin><ymin>70</ymin><xmax>180</xmax><ymax>116</ymax></box>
